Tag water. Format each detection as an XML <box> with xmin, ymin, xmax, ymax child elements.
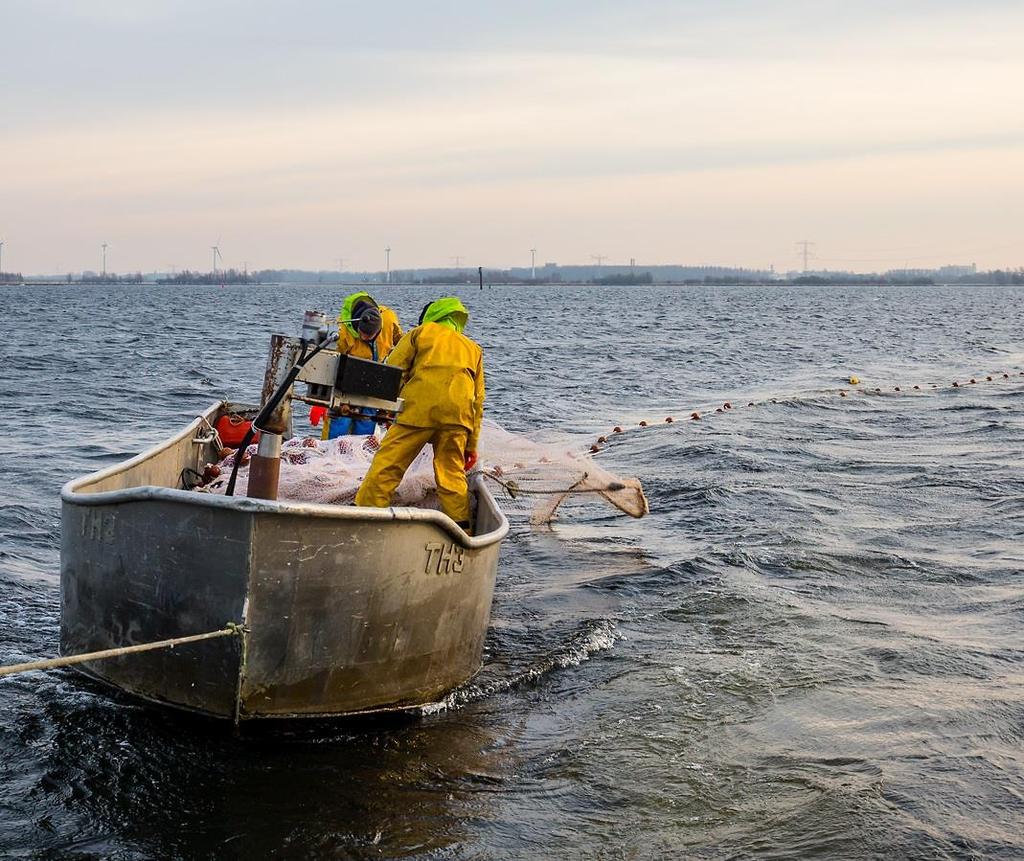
<box><xmin>1</xmin><ymin>283</ymin><xmax>1022</xmax><ymax>859</ymax></box>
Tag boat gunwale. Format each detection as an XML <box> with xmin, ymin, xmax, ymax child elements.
<box><xmin>60</xmin><ymin>400</ymin><xmax>509</xmax><ymax>550</ymax></box>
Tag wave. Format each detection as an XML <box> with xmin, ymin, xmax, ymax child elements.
<box><xmin>418</xmin><ymin>618</ymin><xmax>619</xmax><ymax>715</ymax></box>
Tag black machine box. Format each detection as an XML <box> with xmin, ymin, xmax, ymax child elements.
<box><xmin>334</xmin><ymin>354</ymin><xmax>403</xmax><ymax>401</ymax></box>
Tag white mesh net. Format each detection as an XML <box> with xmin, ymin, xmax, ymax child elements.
<box><xmin>201</xmin><ymin>418</ymin><xmax>647</xmax><ymax>524</ymax></box>
<box><xmin>473</xmin><ymin>421</ymin><xmax>648</xmax><ymax>524</ymax></box>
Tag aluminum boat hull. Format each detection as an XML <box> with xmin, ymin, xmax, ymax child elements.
<box><xmin>60</xmin><ymin>401</ymin><xmax>508</xmax><ymax>720</ymax></box>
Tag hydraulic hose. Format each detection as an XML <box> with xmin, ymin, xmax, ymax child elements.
<box><xmin>224</xmin><ymin>337</ymin><xmax>335</xmax><ymax>496</ymax></box>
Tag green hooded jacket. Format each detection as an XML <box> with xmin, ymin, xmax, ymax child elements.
<box><xmin>421</xmin><ymin>297</ymin><xmax>468</xmax><ymax>333</ymax></box>
<box><xmin>339</xmin><ymin>291</ymin><xmax>376</xmax><ymax>339</ymax></box>
<box><xmin>385</xmin><ymin>296</ymin><xmax>484</xmax><ymax>449</ymax></box>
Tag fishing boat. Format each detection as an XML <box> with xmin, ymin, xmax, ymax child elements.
<box><xmin>60</xmin><ymin>395</ymin><xmax>509</xmax><ymax>722</ymax></box>
<box><xmin>59</xmin><ymin>399</ymin><xmax>507</xmax><ymax>720</ymax></box>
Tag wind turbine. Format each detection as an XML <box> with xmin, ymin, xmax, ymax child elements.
<box><xmin>530</xmin><ymin>248</ymin><xmax>537</xmax><ymax>281</ymax></box>
<box><xmin>385</xmin><ymin>246</ymin><xmax>391</xmax><ymax>284</ymax></box>
<box><xmin>211</xmin><ymin>242</ymin><xmax>222</xmax><ymax>276</ymax></box>
<box><xmin>0</xmin><ymin>240</ymin><xmax>5</xmax><ymax>277</ymax></box>
<box><xmin>102</xmin><ymin>243</ymin><xmax>109</xmax><ymax>278</ymax></box>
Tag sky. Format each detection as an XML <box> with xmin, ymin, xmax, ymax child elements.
<box><xmin>1</xmin><ymin>0</ymin><xmax>1022</xmax><ymax>275</ymax></box>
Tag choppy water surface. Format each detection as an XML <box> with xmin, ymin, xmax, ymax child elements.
<box><xmin>1</xmin><ymin>283</ymin><xmax>1022</xmax><ymax>859</ymax></box>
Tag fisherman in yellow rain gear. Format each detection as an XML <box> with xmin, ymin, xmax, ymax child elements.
<box><xmin>355</xmin><ymin>297</ymin><xmax>484</xmax><ymax>530</ymax></box>
<box><xmin>312</xmin><ymin>291</ymin><xmax>403</xmax><ymax>438</ymax></box>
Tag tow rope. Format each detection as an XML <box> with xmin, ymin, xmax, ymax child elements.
<box><xmin>0</xmin><ymin>624</ymin><xmax>244</xmax><ymax>679</ymax></box>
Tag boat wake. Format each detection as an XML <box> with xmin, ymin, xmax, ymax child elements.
<box><xmin>418</xmin><ymin>618</ymin><xmax>619</xmax><ymax>715</ymax></box>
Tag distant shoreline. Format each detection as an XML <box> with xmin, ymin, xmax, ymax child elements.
<box><xmin>5</xmin><ymin>279</ymin><xmax>1024</xmax><ymax>289</ymax></box>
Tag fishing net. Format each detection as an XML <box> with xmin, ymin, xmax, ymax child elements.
<box><xmin>475</xmin><ymin>420</ymin><xmax>648</xmax><ymax>524</ymax></box>
<box><xmin>201</xmin><ymin>418</ymin><xmax>647</xmax><ymax>524</ymax></box>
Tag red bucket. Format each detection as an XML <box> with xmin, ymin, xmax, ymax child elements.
<box><xmin>215</xmin><ymin>414</ymin><xmax>260</xmax><ymax>447</ymax></box>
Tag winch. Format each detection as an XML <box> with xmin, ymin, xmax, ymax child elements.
<box><xmin>232</xmin><ymin>310</ymin><xmax>404</xmax><ymax>501</ymax></box>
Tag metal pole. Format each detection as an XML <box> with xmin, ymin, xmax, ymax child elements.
<box><xmin>797</xmin><ymin>240</ymin><xmax>814</xmax><ymax>273</ymax></box>
<box><xmin>247</xmin><ymin>334</ymin><xmax>298</xmax><ymax>500</ymax></box>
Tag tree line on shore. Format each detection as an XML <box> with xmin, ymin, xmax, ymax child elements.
<box><xmin>5</xmin><ymin>267</ymin><xmax>1024</xmax><ymax>287</ymax></box>
<box><xmin>155</xmin><ymin>268</ymin><xmax>255</xmax><ymax>285</ymax></box>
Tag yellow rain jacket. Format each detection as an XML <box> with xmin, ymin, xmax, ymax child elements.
<box><xmin>355</xmin><ymin>298</ymin><xmax>484</xmax><ymax>525</ymax></box>
<box><xmin>385</xmin><ymin>317</ymin><xmax>485</xmax><ymax>451</ymax></box>
<box><xmin>323</xmin><ymin>292</ymin><xmax>403</xmax><ymax>439</ymax></box>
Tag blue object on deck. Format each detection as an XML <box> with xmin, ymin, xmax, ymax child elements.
<box><xmin>327</xmin><ymin>415</ymin><xmax>378</xmax><ymax>438</ymax></box>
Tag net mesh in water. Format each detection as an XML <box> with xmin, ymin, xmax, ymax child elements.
<box><xmin>473</xmin><ymin>421</ymin><xmax>648</xmax><ymax>524</ymax></box>
<box><xmin>202</xmin><ymin>418</ymin><xmax>647</xmax><ymax>524</ymax></box>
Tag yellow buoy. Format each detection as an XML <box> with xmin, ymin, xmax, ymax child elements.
<box><xmin>849</xmin><ymin>375</ymin><xmax>860</xmax><ymax>385</ymax></box>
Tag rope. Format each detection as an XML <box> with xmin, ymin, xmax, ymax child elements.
<box><xmin>193</xmin><ymin>414</ymin><xmax>224</xmax><ymax>451</ymax></box>
<box><xmin>183</xmin><ymin>415</ymin><xmax>228</xmax><ymax>489</ymax></box>
<box><xmin>483</xmin><ymin>470</ymin><xmax>626</xmax><ymax>497</ymax></box>
<box><xmin>179</xmin><ymin>467</ymin><xmax>206</xmax><ymax>490</ymax></box>
<box><xmin>0</xmin><ymin>623</ymin><xmax>244</xmax><ymax>679</ymax></box>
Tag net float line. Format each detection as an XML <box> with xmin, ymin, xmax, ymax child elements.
<box><xmin>587</xmin><ymin>368</ymin><xmax>1024</xmax><ymax>452</ymax></box>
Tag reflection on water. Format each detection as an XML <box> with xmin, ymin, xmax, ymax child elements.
<box><xmin>33</xmin><ymin>697</ymin><xmax>517</xmax><ymax>857</ymax></box>
<box><xmin>1</xmin><ymin>283</ymin><xmax>1023</xmax><ymax>858</ymax></box>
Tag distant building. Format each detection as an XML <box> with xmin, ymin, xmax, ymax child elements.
<box><xmin>885</xmin><ymin>268</ymin><xmax>935</xmax><ymax>279</ymax></box>
<box><xmin>936</xmin><ymin>264</ymin><xmax>977</xmax><ymax>279</ymax></box>
<box><xmin>508</xmin><ymin>263</ymin><xmax>773</xmax><ymax>283</ymax></box>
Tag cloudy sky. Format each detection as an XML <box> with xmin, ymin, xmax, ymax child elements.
<box><xmin>1</xmin><ymin>0</ymin><xmax>1022</xmax><ymax>274</ymax></box>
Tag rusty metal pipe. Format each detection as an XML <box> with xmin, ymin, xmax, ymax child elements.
<box><xmin>247</xmin><ymin>434</ymin><xmax>283</xmax><ymax>500</ymax></box>
<box><xmin>226</xmin><ymin>329</ymin><xmax>336</xmax><ymax>497</ymax></box>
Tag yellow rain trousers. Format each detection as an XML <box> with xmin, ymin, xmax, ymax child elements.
<box><xmin>355</xmin><ymin>318</ymin><xmax>485</xmax><ymax>523</ymax></box>
<box><xmin>355</xmin><ymin>424</ymin><xmax>471</xmax><ymax>522</ymax></box>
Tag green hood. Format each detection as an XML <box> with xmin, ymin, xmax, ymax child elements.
<box><xmin>422</xmin><ymin>297</ymin><xmax>468</xmax><ymax>333</ymax></box>
<box><xmin>339</xmin><ymin>291</ymin><xmax>376</xmax><ymax>338</ymax></box>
